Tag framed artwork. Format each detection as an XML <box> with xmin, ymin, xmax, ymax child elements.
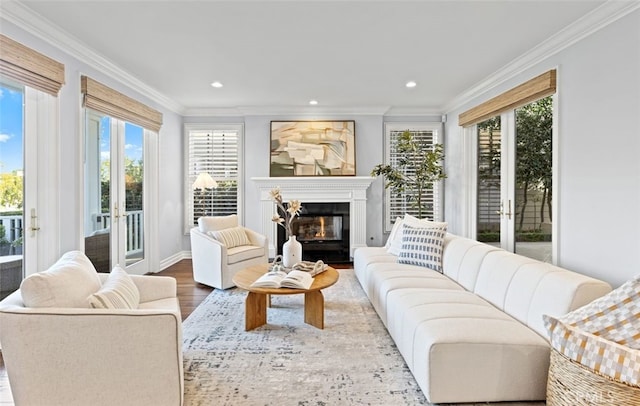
<box><xmin>270</xmin><ymin>120</ymin><xmax>356</xmax><ymax>176</ymax></box>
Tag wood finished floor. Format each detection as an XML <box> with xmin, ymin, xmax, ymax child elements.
<box><xmin>0</xmin><ymin>260</ymin><xmax>352</xmax><ymax>404</ymax></box>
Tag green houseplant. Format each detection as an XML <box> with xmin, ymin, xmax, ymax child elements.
<box><xmin>371</xmin><ymin>130</ymin><xmax>446</xmax><ymax>218</ymax></box>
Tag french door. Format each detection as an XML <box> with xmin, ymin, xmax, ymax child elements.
<box><xmin>84</xmin><ymin>110</ymin><xmax>150</xmax><ymax>274</ymax></box>
<box><xmin>475</xmin><ymin>96</ymin><xmax>554</xmax><ymax>263</ymax></box>
<box><xmin>0</xmin><ymin>82</ymin><xmax>59</xmax><ymax>300</ymax></box>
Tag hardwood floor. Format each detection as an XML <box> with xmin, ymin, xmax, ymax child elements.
<box><xmin>0</xmin><ymin>260</ymin><xmax>351</xmax><ymax>404</ymax></box>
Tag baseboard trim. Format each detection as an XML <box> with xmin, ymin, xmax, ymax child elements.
<box><xmin>158</xmin><ymin>251</ymin><xmax>192</xmax><ymax>272</ymax></box>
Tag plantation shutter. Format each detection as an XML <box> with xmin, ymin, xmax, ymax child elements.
<box><xmin>386</xmin><ymin>128</ymin><xmax>440</xmax><ymax>230</ymax></box>
<box><xmin>188</xmin><ymin>129</ymin><xmax>239</xmax><ymax>226</ymax></box>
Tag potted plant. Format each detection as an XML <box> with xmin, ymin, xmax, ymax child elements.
<box><xmin>371</xmin><ymin>130</ymin><xmax>446</xmax><ymax>218</ymax></box>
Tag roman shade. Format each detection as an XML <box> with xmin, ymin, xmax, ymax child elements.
<box><xmin>459</xmin><ymin>69</ymin><xmax>556</xmax><ymax>127</ymax></box>
<box><xmin>0</xmin><ymin>34</ymin><xmax>65</xmax><ymax>95</ymax></box>
<box><xmin>81</xmin><ymin>75</ymin><xmax>163</xmax><ymax>132</ymax></box>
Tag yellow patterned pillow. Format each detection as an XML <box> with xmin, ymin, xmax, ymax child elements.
<box><xmin>88</xmin><ymin>266</ymin><xmax>140</xmax><ymax>309</ymax></box>
<box><xmin>208</xmin><ymin>226</ymin><xmax>251</xmax><ymax>248</ymax></box>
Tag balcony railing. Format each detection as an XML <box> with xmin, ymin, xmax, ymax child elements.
<box><xmin>0</xmin><ymin>211</ymin><xmax>143</xmax><ymax>256</ymax></box>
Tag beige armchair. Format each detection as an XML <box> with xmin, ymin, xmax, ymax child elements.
<box><xmin>0</xmin><ymin>251</ymin><xmax>183</xmax><ymax>406</ymax></box>
<box><xmin>190</xmin><ymin>214</ymin><xmax>268</xmax><ymax>289</ymax></box>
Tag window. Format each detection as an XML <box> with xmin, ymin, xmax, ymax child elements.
<box><xmin>185</xmin><ymin>124</ymin><xmax>243</xmax><ymax>232</ymax></box>
<box><xmin>382</xmin><ymin>123</ymin><xmax>444</xmax><ymax>232</ymax></box>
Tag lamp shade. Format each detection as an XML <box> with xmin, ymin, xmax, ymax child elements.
<box><xmin>193</xmin><ymin>172</ymin><xmax>218</xmax><ymax>190</ymax></box>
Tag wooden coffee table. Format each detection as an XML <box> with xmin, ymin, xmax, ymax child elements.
<box><xmin>232</xmin><ymin>263</ymin><xmax>339</xmax><ymax>331</ymax></box>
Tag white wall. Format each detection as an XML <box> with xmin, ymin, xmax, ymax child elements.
<box><xmin>1</xmin><ymin>20</ymin><xmax>184</xmax><ymax>272</ymax></box>
<box><xmin>444</xmin><ymin>10</ymin><xmax>640</xmax><ymax>287</ymax></box>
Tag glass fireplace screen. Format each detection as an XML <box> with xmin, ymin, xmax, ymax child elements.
<box><xmin>292</xmin><ymin>215</ymin><xmax>343</xmax><ymax>242</ymax></box>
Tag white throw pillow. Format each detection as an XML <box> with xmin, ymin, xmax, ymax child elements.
<box><xmin>20</xmin><ymin>250</ymin><xmax>102</xmax><ymax>308</ymax></box>
<box><xmin>88</xmin><ymin>266</ymin><xmax>140</xmax><ymax>309</ymax></box>
<box><xmin>209</xmin><ymin>226</ymin><xmax>251</xmax><ymax>248</ymax></box>
<box><xmin>403</xmin><ymin>213</ymin><xmax>448</xmax><ymax>229</ymax></box>
<box><xmin>397</xmin><ymin>223</ymin><xmax>447</xmax><ymax>272</ymax></box>
<box><xmin>385</xmin><ymin>216</ymin><xmax>403</xmax><ymax>250</ymax></box>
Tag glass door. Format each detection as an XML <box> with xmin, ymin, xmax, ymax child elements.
<box><xmin>0</xmin><ymin>82</ymin><xmax>25</xmax><ymax>299</ymax></box>
<box><xmin>476</xmin><ymin>96</ymin><xmax>553</xmax><ymax>262</ymax></box>
<box><xmin>84</xmin><ymin>111</ymin><xmax>147</xmax><ymax>273</ymax></box>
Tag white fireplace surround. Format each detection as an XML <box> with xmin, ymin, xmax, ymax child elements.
<box><xmin>251</xmin><ymin>177</ymin><xmax>375</xmax><ymax>259</ymax></box>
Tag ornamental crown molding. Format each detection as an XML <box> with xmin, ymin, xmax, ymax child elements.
<box><xmin>443</xmin><ymin>1</ymin><xmax>640</xmax><ymax>114</ymax></box>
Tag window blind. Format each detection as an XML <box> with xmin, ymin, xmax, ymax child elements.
<box><xmin>385</xmin><ymin>128</ymin><xmax>440</xmax><ymax>230</ymax></box>
<box><xmin>0</xmin><ymin>34</ymin><xmax>65</xmax><ymax>95</ymax></box>
<box><xmin>81</xmin><ymin>76</ymin><xmax>162</xmax><ymax>132</ymax></box>
<box><xmin>188</xmin><ymin>129</ymin><xmax>240</xmax><ymax>226</ymax></box>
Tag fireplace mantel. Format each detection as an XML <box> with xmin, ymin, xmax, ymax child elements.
<box><xmin>251</xmin><ymin>176</ymin><xmax>374</xmax><ymax>259</ymax></box>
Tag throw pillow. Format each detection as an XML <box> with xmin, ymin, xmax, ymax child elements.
<box><xmin>397</xmin><ymin>224</ymin><xmax>447</xmax><ymax>272</ymax></box>
<box><xmin>88</xmin><ymin>266</ymin><xmax>140</xmax><ymax>309</ymax></box>
<box><xmin>385</xmin><ymin>216</ymin><xmax>403</xmax><ymax>251</ymax></box>
<box><xmin>404</xmin><ymin>213</ymin><xmax>448</xmax><ymax>229</ymax></box>
<box><xmin>20</xmin><ymin>250</ymin><xmax>102</xmax><ymax>308</ymax></box>
<box><xmin>209</xmin><ymin>226</ymin><xmax>251</xmax><ymax>248</ymax></box>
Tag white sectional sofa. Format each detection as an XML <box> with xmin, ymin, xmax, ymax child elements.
<box><xmin>354</xmin><ymin>232</ymin><xmax>612</xmax><ymax>403</ymax></box>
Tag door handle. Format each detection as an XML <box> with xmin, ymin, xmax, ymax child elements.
<box><xmin>496</xmin><ymin>200</ymin><xmax>513</xmax><ymax>220</ymax></box>
<box><xmin>29</xmin><ymin>208</ymin><xmax>41</xmax><ymax>236</ymax></box>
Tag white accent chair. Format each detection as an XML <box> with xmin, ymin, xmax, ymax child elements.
<box><xmin>190</xmin><ymin>215</ymin><xmax>268</xmax><ymax>289</ymax></box>
<box><xmin>0</xmin><ymin>251</ymin><xmax>184</xmax><ymax>406</ymax></box>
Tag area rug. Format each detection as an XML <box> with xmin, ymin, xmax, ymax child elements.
<box><xmin>182</xmin><ymin>268</ymin><xmax>429</xmax><ymax>406</ymax></box>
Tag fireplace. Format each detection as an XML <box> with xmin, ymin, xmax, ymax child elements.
<box><xmin>277</xmin><ymin>202</ymin><xmax>350</xmax><ymax>263</ymax></box>
<box><xmin>252</xmin><ymin>176</ymin><xmax>374</xmax><ymax>260</ymax></box>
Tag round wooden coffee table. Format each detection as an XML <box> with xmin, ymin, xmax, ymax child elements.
<box><xmin>233</xmin><ymin>263</ymin><xmax>339</xmax><ymax>331</ymax></box>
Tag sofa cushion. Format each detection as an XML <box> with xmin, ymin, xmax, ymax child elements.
<box><xmin>227</xmin><ymin>245</ymin><xmax>265</xmax><ymax>265</ymax></box>
<box><xmin>20</xmin><ymin>250</ymin><xmax>102</xmax><ymax>308</ymax></box>
<box><xmin>89</xmin><ymin>266</ymin><xmax>140</xmax><ymax>309</ymax></box>
<box><xmin>398</xmin><ymin>224</ymin><xmax>447</xmax><ymax>272</ymax></box>
<box><xmin>386</xmin><ymin>287</ymin><xmax>550</xmax><ymax>403</ymax></box>
<box><xmin>208</xmin><ymin>226</ymin><xmax>251</xmax><ymax>248</ymax></box>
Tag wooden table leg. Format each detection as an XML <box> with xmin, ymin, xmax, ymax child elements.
<box><xmin>304</xmin><ymin>290</ymin><xmax>325</xmax><ymax>329</ymax></box>
<box><xmin>245</xmin><ymin>291</ymin><xmax>267</xmax><ymax>331</ymax></box>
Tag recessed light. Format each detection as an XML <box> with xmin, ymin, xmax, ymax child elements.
<box><xmin>211</xmin><ymin>81</ymin><xmax>223</xmax><ymax>88</ymax></box>
<box><xmin>406</xmin><ymin>81</ymin><xmax>417</xmax><ymax>88</ymax></box>
<box><xmin>309</xmin><ymin>100</ymin><xmax>318</xmax><ymax>105</ymax></box>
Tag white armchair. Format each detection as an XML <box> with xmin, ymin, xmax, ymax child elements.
<box><xmin>190</xmin><ymin>214</ymin><xmax>268</xmax><ymax>289</ymax></box>
<box><xmin>0</xmin><ymin>251</ymin><xmax>183</xmax><ymax>406</ymax></box>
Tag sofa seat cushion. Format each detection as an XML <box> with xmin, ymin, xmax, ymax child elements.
<box><xmin>386</xmin><ymin>288</ymin><xmax>550</xmax><ymax>403</ymax></box>
<box><xmin>20</xmin><ymin>251</ymin><xmax>101</xmax><ymax>308</ymax></box>
<box><xmin>227</xmin><ymin>245</ymin><xmax>265</xmax><ymax>265</ymax></box>
<box><xmin>353</xmin><ymin>247</ymin><xmax>397</xmax><ymax>290</ymax></box>
<box><xmin>137</xmin><ymin>297</ymin><xmax>181</xmax><ymax>312</ymax></box>
<box><xmin>366</xmin><ymin>265</ymin><xmax>464</xmax><ymax>326</ymax></box>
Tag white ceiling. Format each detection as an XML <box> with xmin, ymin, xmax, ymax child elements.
<box><xmin>13</xmin><ymin>0</ymin><xmax>609</xmax><ymax>114</ymax></box>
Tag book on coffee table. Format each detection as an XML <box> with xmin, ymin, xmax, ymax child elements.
<box><xmin>250</xmin><ymin>270</ymin><xmax>314</xmax><ymax>289</ymax></box>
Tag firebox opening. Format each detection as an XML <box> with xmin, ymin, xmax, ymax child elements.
<box><xmin>277</xmin><ymin>202</ymin><xmax>350</xmax><ymax>263</ymax></box>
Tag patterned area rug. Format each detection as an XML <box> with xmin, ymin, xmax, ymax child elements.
<box><xmin>182</xmin><ymin>268</ymin><xmax>429</xmax><ymax>406</ymax></box>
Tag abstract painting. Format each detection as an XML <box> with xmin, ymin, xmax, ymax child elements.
<box><xmin>270</xmin><ymin>120</ymin><xmax>356</xmax><ymax>176</ymax></box>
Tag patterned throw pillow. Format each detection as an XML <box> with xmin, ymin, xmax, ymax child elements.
<box><xmin>543</xmin><ymin>274</ymin><xmax>640</xmax><ymax>386</ymax></box>
<box><xmin>89</xmin><ymin>266</ymin><xmax>140</xmax><ymax>309</ymax></box>
<box><xmin>209</xmin><ymin>226</ymin><xmax>251</xmax><ymax>248</ymax></box>
<box><xmin>397</xmin><ymin>224</ymin><xmax>447</xmax><ymax>272</ymax></box>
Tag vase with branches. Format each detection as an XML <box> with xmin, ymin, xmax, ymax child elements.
<box><xmin>371</xmin><ymin>130</ymin><xmax>446</xmax><ymax>219</ymax></box>
<box><xmin>270</xmin><ymin>188</ymin><xmax>303</xmax><ymax>267</ymax></box>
